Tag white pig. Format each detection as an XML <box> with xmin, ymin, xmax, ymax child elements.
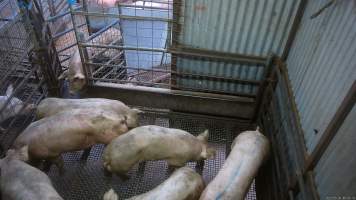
<box><xmin>59</xmin><ymin>48</ymin><xmax>86</xmax><ymax>94</ymax></box>
<box><xmin>103</xmin><ymin>167</ymin><xmax>204</xmax><ymax>200</ymax></box>
<box><xmin>199</xmin><ymin>129</ymin><xmax>270</xmax><ymax>200</ymax></box>
<box><xmin>0</xmin><ymin>149</ymin><xmax>63</xmax><ymax>200</ymax></box>
<box><xmin>36</xmin><ymin>97</ymin><xmax>142</xmax><ymax>128</ymax></box>
<box><xmin>13</xmin><ymin>109</ymin><xmax>128</xmax><ymax>170</ymax></box>
<box><xmin>0</xmin><ymin>85</ymin><xmax>35</xmax><ymax>131</ymax></box>
<box><xmin>103</xmin><ymin>125</ymin><xmax>216</xmax><ymax>178</ymax></box>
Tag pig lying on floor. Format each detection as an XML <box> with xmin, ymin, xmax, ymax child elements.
<box><xmin>103</xmin><ymin>167</ymin><xmax>204</xmax><ymax>200</ymax></box>
<box><xmin>37</xmin><ymin>97</ymin><xmax>142</xmax><ymax>129</ymax></box>
<box><xmin>103</xmin><ymin>125</ymin><xmax>216</xmax><ymax>178</ymax></box>
<box><xmin>199</xmin><ymin>128</ymin><xmax>270</xmax><ymax>200</ymax></box>
<box><xmin>13</xmin><ymin>109</ymin><xmax>129</xmax><ymax>172</ymax></box>
<box><xmin>0</xmin><ymin>149</ymin><xmax>63</xmax><ymax>200</ymax></box>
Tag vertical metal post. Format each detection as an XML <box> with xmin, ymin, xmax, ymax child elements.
<box><xmin>82</xmin><ymin>0</ymin><xmax>92</xmax><ymax>34</ymax></box>
<box><xmin>252</xmin><ymin>54</ymin><xmax>275</xmax><ymax>122</ymax></box>
<box><xmin>68</xmin><ymin>1</ymin><xmax>91</xmax><ymax>84</ymax></box>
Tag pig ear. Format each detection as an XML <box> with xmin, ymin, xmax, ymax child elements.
<box><xmin>256</xmin><ymin>126</ymin><xmax>262</xmax><ymax>133</ymax></box>
<box><xmin>197</xmin><ymin>130</ymin><xmax>209</xmax><ymax>142</ymax></box>
<box><xmin>6</xmin><ymin>84</ymin><xmax>14</xmax><ymax>96</ymax></box>
<box><xmin>132</xmin><ymin>108</ymin><xmax>144</xmax><ymax>114</ymax></box>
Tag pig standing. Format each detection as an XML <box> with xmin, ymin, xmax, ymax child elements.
<box><xmin>36</xmin><ymin>97</ymin><xmax>142</xmax><ymax>128</ymax></box>
<box><xmin>103</xmin><ymin>167</ymin><xmax>204</xmax><ymax>200</ymax></box>
<box><xmin>0</xmin><ymin>149</ymin><xmax>63</xmax><ymax>200</ymax></box>
<box><xmin>199</xmin><ymin>129</ymin><xmax>270</xmax><ymax>200</ymax></box>
<box><xmin>103</xmin><ymin>125</ymin><xmax>216</xmax><ymax>177</ymax></box>
<box><xmin>0</xmin><ymin>85</ymin><xmax>35</xmax><ymax>131</ymax></box>
<box><xmin>59</xmin><ymin>48</ymin><xmax>86</xmax><ymax>94</ymax></box>
<box><xmin>13</xmin><ymin>109</ymin><xmax>128</xmax><ymax>171</ymax></box>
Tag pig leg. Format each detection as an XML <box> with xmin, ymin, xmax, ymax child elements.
<box><xmin>80</xmin><ymin>147</ymin><xmax>92</xmax><ymax>161</ymax></box>
<box><xmin>49</xmin><ymin>156</ymin><xmax>64</xmax><ymax>174</ymax></box>
<box><xmin>167</xmin><ymin>159</ymin><xmax>185</xmax><ymax>175</ymax></box>
<box><xmin>137</xmin><ymin>161</ymin><xmax>146</xmax><ymax>176</ymax></box>
<box><xmin>103</xmin><ymin>167</ymin><xmax>113</xmax><ymax>177</ymax></box>
<box><xmin>195</xmin><ymin>160</ymin><xmax>205</xmax><ymax>175</ymax></box>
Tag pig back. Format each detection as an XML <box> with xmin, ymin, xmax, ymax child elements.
<box><xmin>37</xmin><ymin>98</ymin><xmax>129</xmax><ymax>119</ymax></box>
<box><xmin>15</xmin><ymin>109</ymin><xmax>127</xmax><ymax>157</ymax></box>
<box><xmin>0</xmin><ymin>159</ymin><xmax>63</xmax><ymax>200</ymax></box>
<box><xmin>128</xmin><ymin>167</ymin><xmax>204</xmax><ymax>200</ymax></box>
<box><xmin>199</xmin><ymin>130</ymin><xmax>270</xmax><ymax>200</ymax></box>
<box><xmin>104</xmin><ymin>126</ymin><xmax>203</xmax><ymax>171</ymax></box>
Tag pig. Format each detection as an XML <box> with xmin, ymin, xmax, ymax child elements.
<box><xmin>36</xmin><ymin>97</ymin><xmax>142</xmax><ymax>128</ymax></box>
<box><xmin>103</xmin><ymin>125</ymin><xmax>216</xmax><ymax>178</ymax></box>
<box><xmin>103</xmin><ymin>167</ymin><xmax>204</xmax><ymax>200</ymax></box>
<box><xmin>0</xmin><ymin>85</ymin><xmax>35</xmax><ymax>131</ymax></box>
<box><xmin>59</xmin><ymin>48</ymin><xmax>86</xmax><ymax>94</ymax></box>
<box><xmin>13</xmin><ymin>109</ymin><xmax>129</xmax><ymax>171</ymax></box>
<box><xmin>199</xmin><ymin>128</ymin><xmax>270</xmax><ymax>200</ymax></box>
<box><xmin>0</xmin><ymin>148</ymin><xmax>63</xmax><ymax>200</ymax></box>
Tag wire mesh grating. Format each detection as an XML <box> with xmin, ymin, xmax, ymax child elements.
<box><xmin>47</xmin><ymin>109</ymin><xmax>257</xmax><ymax>200</ymax></box>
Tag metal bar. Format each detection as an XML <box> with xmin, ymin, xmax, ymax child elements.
<box><xmin>86</xmin><ymin>20</ymin><xmax>119</xmax><ymax>42</ymax></box>
<box><xmin>72</xmin><ymin>11</ymin><xmax>173</xmax><ymax>22</ymax></box>
<box><xmin>118</xmin><ymin>4</ymin><xmax>171</xmax><ymax>11</ymax></box>
<box><xmin>83</xmin><ymin>82</ymin><xmax>256</xmax><ymax>119</ymax></box>
<box><xmin>57</xmin><ymin>42</ymin><xmax>77</xmax><ymax>53</ymax></box>
<box><xmin>45</xmin><ymin>6</ymin><xmax>82</xmax><ymax>22</ymax></box>
<box><xmin>82</xmin><ymin>0</ymin><xmax>92</xmax><ymax>34</ymax></box>
<box><xmin>252</xmin><ymin>54</ymin><xmax>275</xmax><ymax>121</ymax></box>
<box><xmin>90</xmin><ymin>37</ymin><xmax>122</xmax><ymax>58</ymax></box>
<box><xmin>91</xmin><ymin>52</ymin><xmax>124</xmax><ymax>75</ymax></box>
<box><xmin>169</xmin><ymin>46</ymin><xmax>267</xmax><ymax>65</ymax></box>
<box><xmin>281</xmin><ymin>0</ymin><xmax>308</xmax><ymax>61</ymax></box>
<box><xmin>81</xmin><ymin>43</ymin><xmax>167</xmax><ymax>53</ymax></box>
<box><xmin>68</xmin><ymin>4</ymin><xmax>90</xmax><ymax>84</ymax></box>
<box><xmin>90</xmin><ymin>76</ymin><xmax>257</xmax><ymax>98</ymax></box>
<box><xmin>305</xmin><ymin>80</ymin><xmax>356</xmax><ymax>172</ymax></box>
<box><xmin>86</xmin><ymin>62</ymin><xmax>261</xmax><ymax>85</ymax></box>
<box><xmin>52</xmin><ymin>23</ymin><xmax>86</xmax><ymax>40</ymax></box>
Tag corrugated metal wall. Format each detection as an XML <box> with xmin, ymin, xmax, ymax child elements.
<box><xmin>175</xmin><ymin>0</ymin><xmax>301</xmax><ymax>95</ymax></box>
<box><xmin>314</xmin><ymin>105</ymin><xmax>356</xmax><ymax>199</ymax></box>
<box><xmin>286</xmin><ymin>0</ymin><xmax>356</xmax><ymax>152</ymax></box>
<box><xmin>285</xmin><ymin>0</ymin><xmax>356</xmax><ymax>199</ymax></box>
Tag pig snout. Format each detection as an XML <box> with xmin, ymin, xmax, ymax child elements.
<box><xmin>70</xmin><ymin>75</ymin><xmax>86</xmax><ymax>94</ymax></box>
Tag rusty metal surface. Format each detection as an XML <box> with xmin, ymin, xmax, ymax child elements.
<box><xmin>46</xmin><ymin>109</ymin><xmax>256</xmax><ymax>200</ymax></box>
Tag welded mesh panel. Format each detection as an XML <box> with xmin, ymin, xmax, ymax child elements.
<box><xmin>0</xmin><ymin>5</ymin><xmax>47</xmax><ymax>155</ymax></box>
<box><xmin>47</xmin><ymin>109</ymin><xmax>257</xmax><ymax>200</ymax></box>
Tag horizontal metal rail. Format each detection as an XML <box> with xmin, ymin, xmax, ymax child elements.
<box><xmin>52</xmin><ymin>23</ymin><xmax>87</xmax><ymax>40</ymax></box>
<box><xmin>84</xmin><ymin>82</ymin><xmax>255</xmax><ymax>119</ymax></box>
<box><xmin>90</xmin><ymin>77</ymin><xmax>257</xmax><ymax>98</ymax></box>
<box><xmin>86</xmin><ymin>62</ymin><xmax>261</xmax><ymax>85</ymax></box>
<box><xmin>72</xmin><ymin>11</ymin><xmax>173</xmax><ymax>22</ymax></box>
<box><xmin>170</xmin><ymin>46</ymin><xmax>267</xmax><ymax>65</ymax></box>
<box><xmin>80</xmin><ymin>43</ymin><xmax>167</xmax><ymax>53</ymax></box>
<box><xmin>45</xmin><ymin>6</ymin><xmax>82</xmax><ymax>22</ymax></box>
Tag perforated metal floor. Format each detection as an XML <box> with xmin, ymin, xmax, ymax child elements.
<box><xmin>46</xmin><ymin>109</ymin><xmax>257</xmax><ymax>200</ymax></box>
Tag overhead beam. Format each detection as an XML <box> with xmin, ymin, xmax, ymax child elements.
<box><xmin>83</xmin><ymin>82</ymin><xmax>256</xmax><ymax>119</ymax></box>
